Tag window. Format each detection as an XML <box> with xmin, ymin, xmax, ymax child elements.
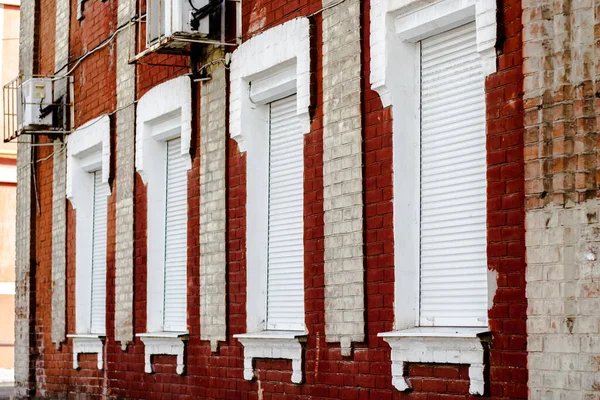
<box><xmin>229</xmin><ymin>18</ymin><xmax>311</xmax><ymax>384</ymax></box>
<box><xmin>65</xmin><ymin>115</ymin><xmax>111</xmax><ymax>370</ymax></box>
<box><xmin>266</xmin><ymin>95</ymin><xmax>305</xmax><ymax>331</ymax></box>
<box><xmin>418</xmin><ymin>23</ymin><xmax>487</xmax><ymax>327</ymax></box>
<box><xmin>135</xmin><ymin>76</ymin><xmax>192</xmax><ymax>375</ymax></box>
<box><xmin>371</xmin><ymin>0</ymin><xmax>497</xmax><ymax>394</ymax></box>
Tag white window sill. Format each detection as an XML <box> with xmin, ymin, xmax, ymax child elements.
<box><xmin>378</xmin><ymin>327</ymin><xmax>490</xmax><ymax>395</ymax></box>
<box><xmin>67</xmin><ymin>334</ymin><xmax>105</xmax><ymax>370</ymax></box>
<box><xmin>234</xmin><ymin>331</ymin><xmax>307</xmax><ymax>384</ymax></box>
<box><xmin>136</xmin><ymin>332</ymin><xmax>189</xmax><ymax>374</ymax></box>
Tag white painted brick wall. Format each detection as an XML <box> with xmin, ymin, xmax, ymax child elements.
<box><xmin>322</xmin><ymin>0</ymin><xmax>364</xmax><ymax>356</ymax></box>
<box><xmin>51</xmin><ymin>142</ymin><xmax>67</xmax><ymax>347</ymax></box>
<box><xmin>199</xmin><ymin>51</ymin><xmax>227</xmax><ymax>352</ymax></box>
<box><xmin>527</xmin><ymin>201</ymin><xmax>600</xmax><ymax>399</ymax></box>
<box><xmin>15</xmin><ymin>0</ymin><xmax>35</xmax><ymax>394</ymax></box>
<box><xmin>51</xmin><ymin>0</ymin><xmax>70</xmax><ymax>348</ymax></box>
<box><xmin>114</xmin><ymin>0</ymin><xmax>136</xmax><ymax>349</ymax></box>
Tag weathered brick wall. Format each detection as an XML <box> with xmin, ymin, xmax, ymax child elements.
<box><xmin>523</xmin><ymin>0</ymin><xmax>600</xmax><ymax>397</ymax></box>
<box><xmin>22</xmin><ymin>0</ymin><xmax>528</xmax><ymax>397</ymax></box>
<box><xmin>486</xmin><ymin>0</ymin><xmax>528</xmax><ymax>396</ymax></box>
<box><xmin>15</xmin><ymin>0</ymin><xmax>35</xmax><ymax>393</ymax></box>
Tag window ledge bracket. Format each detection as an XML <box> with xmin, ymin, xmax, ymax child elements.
<box><xmin>234</xmin><ymin>331</ymin><xmax>307</xmax><ymax>384</ymax></box>
<box><xmin>136</xmin><ymin>332</ymin><xmax>189</xmax><ymax>374</ymax></box>
<box><xmin>378</xmin><ymin>328</ymin><xmax>490</xmax><ymax>395</ymax></box>
<box><xmin>67</xmin><ymin>334</ymin><xmax>105</xmax><ymax>370</ymax></box>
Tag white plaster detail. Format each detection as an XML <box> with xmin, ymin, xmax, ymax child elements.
<box><xmin>66</xmin><ymin>115</ymin><xmax>111</xmax><ymax>202</ymax></box>
<box><xmin>234</xmin><ymin>331</ymin><xmax>307</xmax><ymax>384</ymax></box>
<box><xmin>379</xmin><ymin>328</ymin><xmax>489</xmax><ymax>395</ymax></box>
<box><xmin>137</xmin><ymin>332</ymin><xmax>188</xmax><ymax>375</ymax></box>
<box><xmin>135</xmin><ymin>76</ymin><xmax>192</xmax><ymax>334</ymax></box>
<box><xmin>369</xmin><ymin>0</ymin><xmax>497</xmax><ymax>107</ymax></box>
<box><xmin>66</xmin><ymin>115</ymin><xmax>111</xmax><ymax>336</ymax></box>
<box><xmin>68</xmin><ymin>334</ymin><xmax>105</xmax><ymax>370</ymax></box>
<box><xmin>229</xmin><ymin>17</ymin><xmax>311</xmax><ymax>152</ymax></box>
<box><xmin>136</xmin><ymin>75</ymin><xmax>193</xmax><ymax>183</ymax></box>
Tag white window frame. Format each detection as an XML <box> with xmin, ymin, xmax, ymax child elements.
<box><xmin>66</xmin><ymin>115</ymin><xmax>111</xmax><ymax>370</ymax></box>
<box><xmin>135</xmin><ymin>76</ymin><xmax>192</xmax><ymax>375</ymax></box>
<box><xmin>229</xmin><ymin>17</ymin><xmax>310</xmax><ymax>384</ymax></box>
<box><xmin>371</xmin><ymin>0</ymin><xmax>497</xmax><ymax>394</ymax></box>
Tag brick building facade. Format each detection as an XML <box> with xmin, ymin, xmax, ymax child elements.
<box><xmin>10</xmin><ymin>0</ymin><xmax>597</xmax><ymax>398</ymax></box>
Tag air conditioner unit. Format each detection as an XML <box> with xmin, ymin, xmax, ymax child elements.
<box><xmin>147</xmin><ymin>0</ymin><xmax>218</xmax><ymax>46</ymax></box>
<box><xmin>18</xmin><ymin>78</ymin><xmax>53</xmax><ymax>131</ymax></box>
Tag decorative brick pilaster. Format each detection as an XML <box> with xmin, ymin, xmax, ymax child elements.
<box><xmin>322</xmin><ymin>0</ymin><xmax>364</xmax><ymax>356</ymax></box>
<box><xmin>114</xmin><ymin>0</ymin><xmax>136</xmax><ymax>349</ymax></box>
<box><xmin>199</xmin><ymin>50</ymin><xmax>227</xmax><ymax>352</ymax></box>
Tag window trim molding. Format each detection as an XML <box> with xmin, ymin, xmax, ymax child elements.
<box><xmin>136</xmin><ymin>75</ymin><xmax>192</xmax><ymax>184</ymax></box>
<box><xmin>135</xmin><ymin>76</ymin><xmax>192</xmax><ymax>335</ymax></box>
<box><xmin>66</xmin><ymin>115</ymin><xmax>111</xmax><ymax>337</ymax></box>
<box><xmin>369</xmin><ymin>0</ymin><xmax>497</xmax><ymax>108</ymax></box>
<box><xmin>136</xmin><ymin>332</ymin><xmax>189</xmax><ymax>375</ymax></box>
<box><xmin>378</xmin><ymin>328</ymin><xmax>490</xmax><ymax>394</ymax></box>
<box><xmin>67</xmin><ymin>334</ymin><xmax>105</xmax><ymax>370</ymax></box>
<box><xmin>229</xmin><ymin>17</ymin><xmax>311</xmax><ymax>153</ymax></box>
<box><xmin>234</xmin><ymin>331</ymin><xmax>307</xmax><ymax>384</ymax></box>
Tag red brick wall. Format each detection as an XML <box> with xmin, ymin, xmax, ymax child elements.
<box><xmin>27</xmin><ymin>0</ymin><xmax>527</xmax><ymax>398</ymax></box>
<box><xmin>69</xmin><ymin>0</ymin><xmax>117</xmax><ymax>127</ymax></box>
<box><xmin>485</xmin><ymin>0</ymin><xmax>527</xmax><ymax>397</ymax></box>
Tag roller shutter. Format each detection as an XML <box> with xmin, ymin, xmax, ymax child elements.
<box><xmin>266</xmin><ymin>95</ymin><xmax>305</xmax><ymax>331</ymax></box>
<box><xmin>163</xmin><ymin>137</ymin><xmax>188</xmax><ymax>332</ymax></box>
<box><xmin>90</xmin><ymin>171</ymin><xmax>108</xmax><ymax>335</ymax></box>
<box><xmin>419</xmin><ymin>22</ymin><xmax>488</xmax><ymax>327</ymax></box>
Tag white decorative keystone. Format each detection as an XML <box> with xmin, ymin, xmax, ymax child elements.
<box><xmin>137</xmin><ymin>332</ymin><xmax>188</xmax><ymax>375</ymax></box>
<box><xmin>68</xmin><ymin>334</ymin><xmax>105</xmax><ymax>370</ymax></box>
<box><xmin>234</xmin><ymin>331</ymin><xmax>307</xmax><ymax>384</ymax></box>
<box><xmin>379</xmin><ymin>328</ymin><xmax>489</xmax><ymax>395</ymax></box>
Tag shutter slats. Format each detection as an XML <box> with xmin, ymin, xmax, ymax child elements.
<box><xmin>90</xmin><ymin>171</ymin><xmax>108</xmax><ymax>335</ymax></box>
<box><xmin>163</xmin><ymin>138</ymin><xmax>188</xmax><ymax>332</ymax></box>
<box><xmin>419</xmin><ymin>22</ymin><xmax>488</xmax><ymax>327</ymax></box>
<box><xmin>266</xmin><ymin>95</ymin><xmax>305</xmax><ymax>331</ymax></box>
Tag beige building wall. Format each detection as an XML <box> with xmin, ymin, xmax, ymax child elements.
<box><xmin>0</xmin><ymin>0</ymin><xmax>19</xmax><ymax>374</ymax></box>
<box><xmin>0</xmin><ymin>156</ymin><xmax>16</xmax><ymax>370</ymax></box>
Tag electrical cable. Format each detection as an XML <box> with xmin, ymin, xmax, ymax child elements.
<box><xmin>16</xmin><ymin>99</ymin><xmax>139</xmax><ymax>172</ymax></box>
<box><xmin>53</xmin><ymin>14</ymin><xmax>145</xmax><ymax>77</ymax></box>
<box><xmin>245</xmin><ymin>0</ymin><xmax>347</xmax><ymax>40</ymax></box>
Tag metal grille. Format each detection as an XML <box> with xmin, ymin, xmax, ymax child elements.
<box><xmin>2</xmin><ymin>75</ymin><xmax>74</xmax><ymax>143</ymax></box>
<box><xmin>2</xmin><ymin>76</ymin><xmax>19</xmax><ymax>143</ymax></box>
